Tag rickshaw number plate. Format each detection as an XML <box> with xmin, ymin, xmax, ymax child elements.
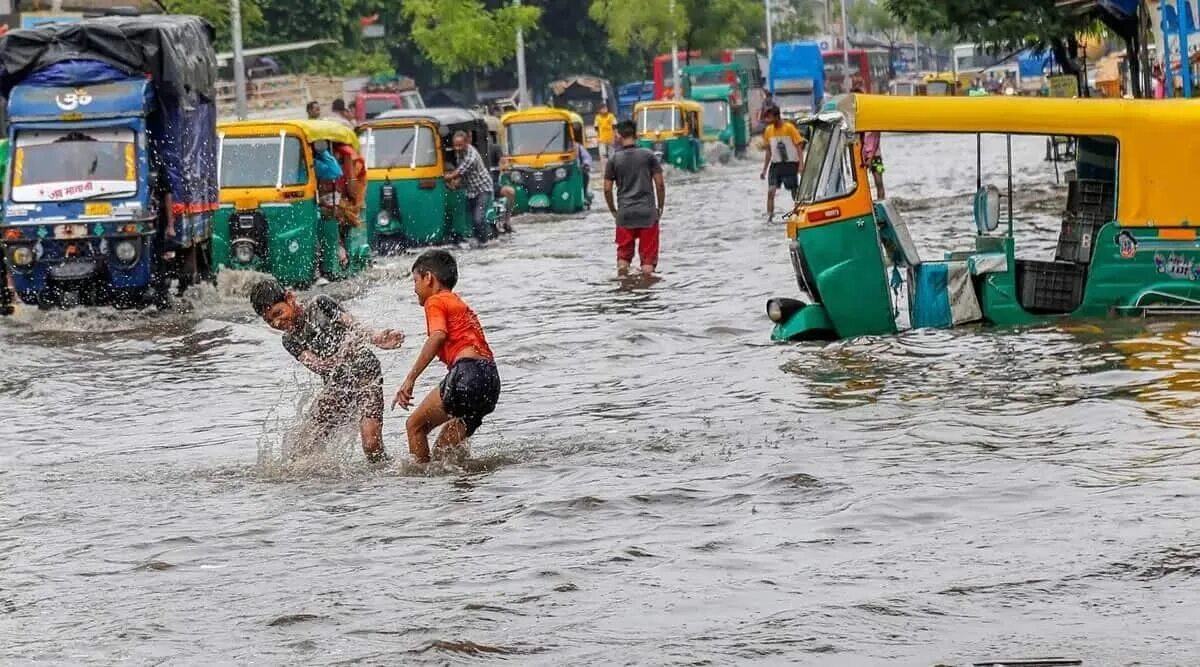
<box><xmin>84</xmin><ymin>202</ymin><xmax>112</xmax><ymax>217</ymax></box>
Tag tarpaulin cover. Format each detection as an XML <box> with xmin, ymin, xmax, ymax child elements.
<box><xmin>1018</xmin><ymin>50</ymin><xmax>1055</xmax><ymax>78</ymax></box>
<box><xmin>0</xmin><ymin>15</ymin><xmax>217</xmax><ymax>101</ymax></box>
<box><xmin>549</xmin><ymin>76</ymin><xmax>606</xmax><ymax>96</ymax></box>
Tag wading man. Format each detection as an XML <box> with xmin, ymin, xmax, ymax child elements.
<box><xmin>603</xmin><ymin>120</ymin><xmax>666</xmax><ymax>277</ymax></box>
<box><xmin>760</xmin><ymin>105</ymin><xmax>805</xmax><ymax>223</ymax></box>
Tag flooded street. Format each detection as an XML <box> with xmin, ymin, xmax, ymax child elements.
<box><xmin>3</xmin><ymin>134</ymin><xmax>1198</xmax><ymax>665</ymax></box>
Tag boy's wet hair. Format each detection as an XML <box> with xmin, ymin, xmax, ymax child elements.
<box><xmin>617</xmin><ymin>120</ymin><xmax>637</xmax><ymax>138</ymax></box>
<box><xmin>249</xmin><ymin>278</ymin><xmax>286</xmax><ymax>317</ymax></box>
<box><xmin>412</xmin><ymin>250</ymin><xmax>458</xmax><ymax>289</ymax></box>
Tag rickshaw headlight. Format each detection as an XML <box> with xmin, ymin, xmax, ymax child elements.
<box><xmin>9</xmin><ymin>246</ymin><xmax>34</xmax><ymax>267</ymax></box>
<box><xmin>376</xmin><ymin>210</ymin><xmax>392</xmax><ymax>228</ymax></box>
<box><xmin>554</xmin><ymin>167</ymin><xmax>568</xmax><ymax>181</ymax></box>
<box><xmin>233</xmin><ymin>241</ymin><xmax>255</xmax><ymax>264</ymax></box>
<box><xmin>114</xmin><ymin>240</ymin><xmax>138</xmax><ymax>264</ymax></box>
<box><xmin>766</xmin><ymin>298</ymin><xmax>805</xmax><ymax>324</ymax></box>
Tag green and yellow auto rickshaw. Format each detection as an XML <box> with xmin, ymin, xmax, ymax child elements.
<box><xmin>635</xmin><ymin>99</ymin><xmax>705</xmax><ymax>172</ymax></box>
<box><xmin>498</xmin><ymin>106</ymin><xmax>590</xmax><ymax>215</ymax></box>
<box><xmin>358</xmin><ymin>107</ymin><xmax>501</xmax><ymax>251</ymax></box>
<box><xmin>213</xmin><ymin>119</ymin><xmax>371</xmax><ymax>286</ymax></box>
<box><xmin>681</xmin><ymin>63</ymin><xmax>751</xmax><ymax>158</ymax></box>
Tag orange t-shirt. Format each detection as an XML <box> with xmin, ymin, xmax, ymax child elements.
<box><xmin>424</xmin><ymin>291</ymin><xmax>494</xmax><ymax>366</ymax></box>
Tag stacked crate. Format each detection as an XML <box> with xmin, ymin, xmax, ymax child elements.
<box><xmin>1055</xmin><ymin>179</ymin><xmax>1116</xmax><ymax>264</ymax></box>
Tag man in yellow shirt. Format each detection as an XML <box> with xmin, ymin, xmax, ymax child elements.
<box><xmin>760</xmin><ymin>106</ymin><xmax>805</xmax><ymax>223</ymax></box>
<box><xmin>594</xmin><ymin>104</ymin><xmax>617</xmax><ymax>164</ymax></box>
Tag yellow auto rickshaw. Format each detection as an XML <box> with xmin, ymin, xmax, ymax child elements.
<box><xmin>498</xmin><ymin>106</ymin><xmax>590</xmax><ymax>214</ymax></box>
<box><xmin>214</xmin><ymin>119</ymin><xmax>371</xmax><ymax>286</ymax></box>
<box><xmin>634</xmin><ymin>99</ymin><xmax>704</xmax><ymax>171</ymax></box>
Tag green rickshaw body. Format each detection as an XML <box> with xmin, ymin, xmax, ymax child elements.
<box><xmin>636</xmin><ymin>136</ymin><xmax>702</xmax><ymax>171</ymax></box>
<box><xmin>767</xmin><ymin>94</ymin><xmax>1200</xmax><ymax>343</ymax></box>
<box><xmin>359</xmin><ymin>108</ymin><xmax>501</xmax><ymax>250</ymax></box>
<box><xmin>216</xmin><ymin>119</ymin><xmax>371</xmax><ymax>287</ymax></box>
<box><xmin>681</xmin><ymin>63</ymin><xmax>752</xmax><ymax>157</ymax></box>
<box><xmin>500</xmin><ymin>106</ymin><xmax>590</xmax><ymax>215</ymax></box>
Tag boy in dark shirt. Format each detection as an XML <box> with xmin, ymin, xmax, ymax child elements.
<box><xmin>250</xmin><ymin>279</ymin><xmax>404</xmax><ymax>462</ymax></box>
<box><xmin>603</xmin><ymin>119</ymin><xmax>666</xmax><ymax>277</ymax></box>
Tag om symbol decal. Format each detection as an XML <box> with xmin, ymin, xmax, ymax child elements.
<box><xmin>55</xmin><ymin>89</ymin><xmax>93</xmax><ymax>111</ymax></box>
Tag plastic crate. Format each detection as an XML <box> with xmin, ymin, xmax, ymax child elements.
<box><xmin>1017</xmin><ymin>260</ymin><xmax>1087</xmax><ymax>314</ymax></box>
<box><xmin>1055</xmin><ymin>210</ymin><xmax>1111</xmax><ymax>263</ymax></box>
<box><xmin>1066</xmin><ymin>179</ymin><xmax>1115</xmax><ymax>219</ymax></box>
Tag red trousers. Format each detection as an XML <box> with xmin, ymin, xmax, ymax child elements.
<box><xmin>615</xmin><ymin>224</ymin><xmax>660</xmax><ymax>267</ymax></box>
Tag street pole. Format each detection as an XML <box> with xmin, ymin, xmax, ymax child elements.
<box><xmin>670</xmin><ymin>0</ymin><xmax>681</xmax><ymax>98</ymax></box>
<box><xmin>764</xmin><ymin>0</ymin><xmax>773</xmax><ymax>91</ymax></box>
<box><xmin>515</xmin><ymin>0</ymin><xmax>529</xmax><ymax>109</ymax></box>
<box><xmin>230</xmin><ymin>0</ymin><xmax>248</xmax><ymax>119</ymax></box>
<box><xmin>839</xmin><ymin>0</ymin><xmax>851</xmax><ymax>92</ymax></box>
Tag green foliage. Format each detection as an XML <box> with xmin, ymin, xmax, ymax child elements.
<box><xmin>849</xmin><ymin>0</ymin><xmax>903</xmax><ymax>42</ymax></box>
<box><xmin>772</xmin><ymin>0</ymin><xmax>820</xmax><ymax>43</ymax></box>
<box><xmin>163</xmin><ymin>0</ymin><xmax>263</xmax><ymax>50</ymax></box>
<box><xmin>588</xmin><ymin>0</ymin><xmax>683</xmax><ymax>57</ymax></box>
<box><xmin>304</xmin><ymin>49</ymin><xmax>396</xmax><ymax>77</ymax></box>
<box><xmin>401</xmin><ymin>0</ymin><xmax>542</xmax><ymax>75</ymax></box>
<box><xmin>680</xmin><ymin>0</ymin><xmax>764</xmax><ymax>53</ymax></box>
<box><xmin>884</xmin><ymin>0</ymin><xmax>1087</xmax><ymax>56</ymax></box>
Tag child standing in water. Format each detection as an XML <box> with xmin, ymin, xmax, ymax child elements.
<box><xmin>250</xmin><ymin>279</ymin><xmax>404</xmax><ymax>462</ymax></box>
<box><xmin>392</xmin><ymin>250</ymin><xmax>501</xmax><ymax>463</ymax></box>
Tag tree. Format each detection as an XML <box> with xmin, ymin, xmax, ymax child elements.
<box><xmin>163</xmin><ymin>0</ymin><xmax>263</xmax><ymax>51</ymax></box>
<box><xmin>772</xmin><ymin>0</ymin><xmax>821</xmax><ymax>44</ymax></box>
<box><xmin>401</xmin><ymin>0</ymin><xmax>542</xmax><ymax>76</ymax></box>
<box><xmin>849</xmin><ymin>0</ymin><xmax>905</xmax><ymax>78</ymax></box>
<box><xmin>589</xmin><ymin>0</ymin><xmax>683</xmax><ymax>88</ymax></box>
<box><xmin>679</xmin><ymin>0</ymin><xmax>764</xmax><ymax>57</ymax></box>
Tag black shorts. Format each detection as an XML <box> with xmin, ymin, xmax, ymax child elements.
<box><xmin>317</xmin><ymin>351</ymin><xmax>385</xmax><ymax>424</ymax></box>
<box><xmin>439</xmin><ymin>358</ymin><xmax>501</xmax><ymax>436</ymax></box>
<box><xmin>769</xmin><ymin>162</ymin><xmax>800</xmax><ymax>191</ymax></box>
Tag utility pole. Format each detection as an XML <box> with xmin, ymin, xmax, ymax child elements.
<box><xmin>515</xmin><ymin>0</ymin><xmax>529</xmax><ymax>109</ymax></box>
<box><xmin>670</xmin><ymin>0</ymin><xmax>681</xmax><ymax>97</ymax></box>
<box><xmin>764</xmin><ymin>0</ymin><xmax>773</xmax><ymax>90</ymax></box>
<box><xmin>230</xmin><ymin>0</ymin><xmax>248</xmax><ymax>119</ymax></box>
<box><xmin>839</xmin><ymin>0</ymin><xmax>851</xmax><ymax>91</ymax></box>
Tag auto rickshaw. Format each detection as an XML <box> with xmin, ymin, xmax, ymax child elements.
<box><xmin>498</xmin><ymin>106</ymin><xmax>590</xmax><ymax>215</ymax></box>
<box><xmin>681</xmin><ymin>63</ymin><xmax>751</xmax><ymax>157</ymax></box>
<box><xmin>213</xmin><ymin>119</ymin><xmax>371</xmax><ymax>287</ymax></box>
<box><xmin>767</xmin><ymin>94</ymin><xmax>1200</xmax><ymax>342</ymax></box>
<box><xmin>634</xmin><ymin>99</ymin><xmax>705</xmax><ymax>172</ymax></box>
<box><xmin>357</xmin><ymin>107</ymin><xmax>503</xmax><ymax>251</ymax></box>
<box><xmin>923</xmin><ymin>73</ymin><xmax>958</xmax><ymax>97</ymax></box>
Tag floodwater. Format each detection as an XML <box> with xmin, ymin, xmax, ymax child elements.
<box><xmin>3</xmin><ymin>134</ymin><xmax>1199</xmax><ymax>665</ymax></box>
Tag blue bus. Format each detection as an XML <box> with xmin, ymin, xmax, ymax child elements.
<box><xmin>617</xmin><ymin>80</ymin><xmax>654</xmax><ymax>121</ymax></box>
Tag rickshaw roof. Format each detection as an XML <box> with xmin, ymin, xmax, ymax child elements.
<box><xmin>548</xmin><ymin>75</ymin><xmax>610</xmax><ymax>95</ymax></box>
<box><xmin>828</xmin><ymin>94</ymin><xmax>1200</xmax><ymax>227</ymax></box>
<box><xmin>500</xmin><ymin>106</ymin><xmax>575</xmax><ymax>124</ymax></box>
<box><xmin>634</xmin><ymin>99</ymin><xmax>704</xmax><ymax>112</ymax></box>
<box><xmin>218</xmin><ymin>119</ymin><xmax>359</xmax><ymax>149</ymax></box>
<box><xmin>370</xmin><ymin>106</ymin><xmax>485</xmax><ymax>128</ymax></box>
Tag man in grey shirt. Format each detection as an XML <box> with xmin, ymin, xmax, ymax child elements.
<box><xmin>603</xmin><ymin>120</ymin><xmax>666</xmax><ymax>276</ymax></box>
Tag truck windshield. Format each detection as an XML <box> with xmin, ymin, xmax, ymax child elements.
<box><xmin>11</xmin><ymin>128</ymin><xmax>137</xmax><ymax>202</ymax></box>
<box><xmin>775</xmin><ymin>92</ymin><xmax>814</xmax><ymax>111</ymax></box>
<box><xmin>506</xmin><ymin>121</ymin><xmax>570</xmax><ymax>155</ymax></box>
<box><xmin>641</xmin><ymin>107</ymin><xmax>683</xmax><ymax>133</ymax></box>
<box><xmin>700</xmin><ymin>100</ymin><xmax>729</xmax><ymax>130</ymax></box>
<box><xmin>220</xmin><ymin>135</ymin><xmax>307</xmax><ymax>188</ymax></box>
<box><xmin>364</xmin><ymin>97</ymin><xmax>399</xmax><ymax>119</ymax></box>
<box><xmin>363</xmin><ymin>126</ymin><xmax>438</xmax><ymax>169</ymax></box>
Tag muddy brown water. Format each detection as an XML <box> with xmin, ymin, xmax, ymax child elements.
<box><xmin>2</xmin><ymin>134</ymin><xmax>1197</xmax><ymax>665</ymax></box>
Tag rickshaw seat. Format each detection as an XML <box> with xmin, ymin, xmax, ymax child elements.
<box><xmin>874</xmin><ymin>200</ymin><xmax>921</xmax><ymax>267</ymax></box>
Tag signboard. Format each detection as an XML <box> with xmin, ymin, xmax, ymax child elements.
<box><xmin>21</xmin><ymin>12</ymin><xmax>82</xmax><ymax>29</ymax></box>
<box><xmin>1048</xmin><ymin>74</ymin><xmax>1080</xmax><ymax>98</ymax></box>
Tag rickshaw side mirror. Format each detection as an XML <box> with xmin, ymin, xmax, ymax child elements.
<box><xmin>974</xmin><ymin>185</ymin><xmax>1002</xmax><ymax>234</ymax></box>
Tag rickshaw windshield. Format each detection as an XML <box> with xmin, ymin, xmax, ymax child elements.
<box><xmin>797</xmin><ymin>123</ymin><xmax>850</xmax><ymax>203</ymax></box>
<box><xmin>220</xmin><ymin>135</ymin><xmax>307</xmax><ymax>188</ymax></box>
<box><xmin>363</xmin><ymin>126</ymin><xmax>439</xmax><ymax>168</ymax></box>
<box><xmin>641</xmin><ymin>107</ymin><xmax>683</xmax><ymax>133</ymax></box>
<box><xmin>506</xmin><ymin>120</ymin><xmax>570</xmax><ymax>155</ymax></box>
<box><xmin>699</xmin><ymin>100</ymin><xmax>729</xmax><ymax>130</ymax></box>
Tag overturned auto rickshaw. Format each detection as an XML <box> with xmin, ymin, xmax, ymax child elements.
<box><xmin>767</xmin><ymin>94</ymin><xmax>1200</xmax><ymax>342</ymax></box>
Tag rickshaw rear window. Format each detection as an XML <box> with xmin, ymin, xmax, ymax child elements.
<box><xmin>221</xmin><ymin>135</ymin><xmax>307</xmax><ymax>188</ymax></box>
<box><xmin>506</xmin><ymin>120</ymin><xmax>570</xmax><ymax>155</ymax></box>
<box><xmin>364</xmin><ymin>126</ymin><xmax>438</xmax><ymax>169</ymax></box>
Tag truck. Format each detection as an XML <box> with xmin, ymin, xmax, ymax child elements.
<box><xmin>0</xmin><ymin>15</ymin><xmax>219</xmax><ymax>311</ymax></box>
<box><xmin>354</xmin><ymin>74</ymin><xmax>425</xmax><ymax>122</ymax></box>
<box><xmin>681</xmin><ymin>63</ymin><xmax>751</xmax><ymax>157</ymax></box>
<box><xmin>769</xmin><ymin>42</ymin><xmax>825</xmax><ymax>122</ymax></box>
<box><xmin>548</xmin><ymin>75</ymin><xmax>616</xmax><ymax>158</ymax></box>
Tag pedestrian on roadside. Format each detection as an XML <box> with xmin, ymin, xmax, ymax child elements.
<box><xmin>760</xmin><ymin>105</ymin><xmax>804</xmax><ymax>223</ymax></box>
<box><xmin>331</xmin><ymin>98</ymin><xmax>356</xmax><ymax>128</ymax></box>
<box><xmin>594</xmin><ymin>104</ymin><xmax>617</xmax><ymax>166</ymax></box>
<box><xmin>306</xmin><ymin>101</ymin><xmax>321</xmax><ymax>120</ymax></box>
<box><xmin>603</xmin><ymin>120</ymin><xmax>665</xmax><ymax>277</ymax></box>
<box><xmin>444</xmin><ymin>130</ymin><xmax>494</xmax><ymax>246</ymax></box>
